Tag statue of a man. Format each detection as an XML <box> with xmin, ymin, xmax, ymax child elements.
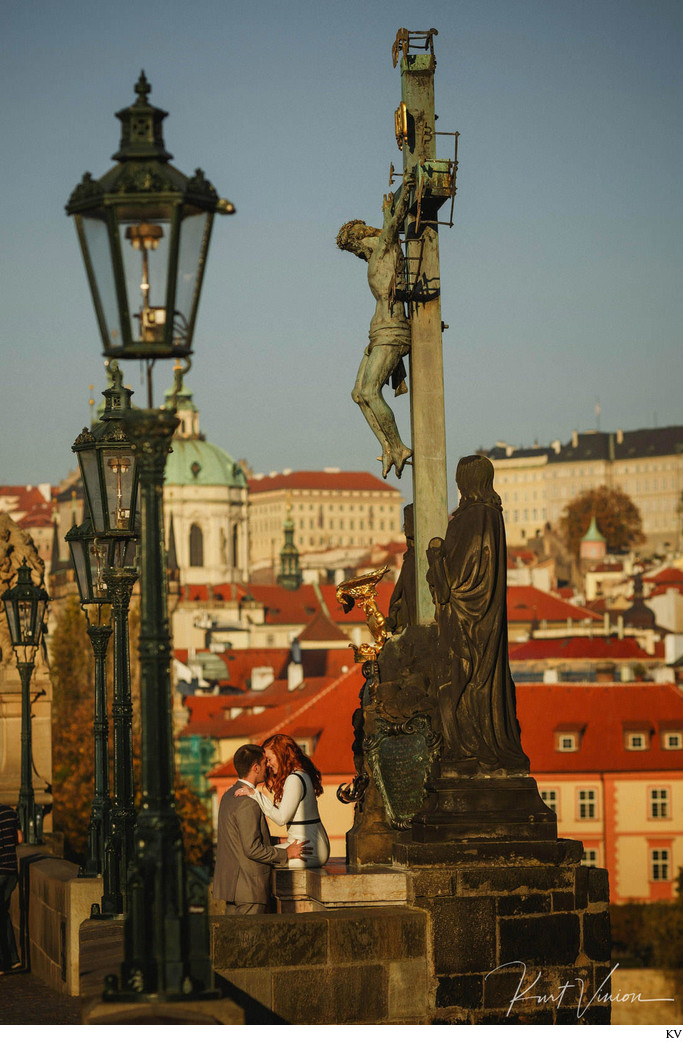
<box><xmin>337</xmin><ymin>184</ymin><xmax>413</xmax><ymax>479</ymax></box>
<box><xmin>426</xmin><ymin>455</ymin><xmax>530</xmax><ymax>777</ymax></box>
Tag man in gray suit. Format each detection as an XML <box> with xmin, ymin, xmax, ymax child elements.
<box><xmin>213</xmin><ymin>744</ymin><xmax>309</xmax><ymax>914</ymax></box>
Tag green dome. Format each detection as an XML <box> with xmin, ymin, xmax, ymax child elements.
<box><xmin>164</xmin><ymin>437</ymin><xmax>247</xmax><ymax>488</ymax></box>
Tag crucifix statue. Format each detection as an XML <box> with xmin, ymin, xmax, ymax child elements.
<box><xmin>338</xmin><ymin>27</ymin><xmax>456</xmax><ymax>623</ymax></box>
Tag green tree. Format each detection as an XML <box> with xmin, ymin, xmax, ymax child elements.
<box><xmin>559</xmin><ymin>485</ymin><xmax>644</xmax><ymax>560</ymax></box>
<box><xmin>50</xmin><ymin>595</ymin><xmax>211</xmax><ymax>865</ymax></box>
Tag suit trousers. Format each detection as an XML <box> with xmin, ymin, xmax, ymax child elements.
<box><xmin>225</xmin><ymin>901</ymin><xmax>267</xmax><ymax>915</ymax></box>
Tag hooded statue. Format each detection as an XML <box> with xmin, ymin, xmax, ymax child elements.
<box><xmin>426</xmin><ymin>455</ymin><xmax>529</xmax><ymax>776</ymax></box>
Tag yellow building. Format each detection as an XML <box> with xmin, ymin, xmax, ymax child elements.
<box><xmin>486</xmin><ymin>426</ymin><xmax>683</xmax><ymax>551</ymax></box>
<box><xmin>248</xmin><ymin>469</ymin><xmax>403</xmax><ymax>572</ymax></box>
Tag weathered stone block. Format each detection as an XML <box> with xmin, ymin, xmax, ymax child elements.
<box><xmin>458</xmin><ymin>865</ymin><xmax>574</xmax><ymax>895</ymax></box>
<box><xmin>499</xmin><ymin>914</ymin><xmax>581</xmax><ymax>965</ymax></box>
<box><xmin>574</xmin><ymin>866</ymin><xmax>589</xmax><ymax>909</ymax></box>
<box><xmin>497</xmin><ymin>893</ymin><xmax>551</xmax><ymax>916</ymax></box>
<box><xmin>409</xmin><ymin>868</ymin><xmax>456</xmax><ymax>899</ymax></box>
<box><xmin>551</xmin><ymin>890</ymin><xmax>574</xmax><ymax>912</ymax></box>
<box><xmin>387</xmin><ymin>958</ymin><xmax>428</xmax><ymax>1019</ymax></box>
<box><xmin>436</xmin><ymin>973</ymin><xmax>483</xmax><ymax>1010</ymax></box>
<box><xmin>272</xmin><ymin>964</ymin><xmax>387</xmax><ymax>1024</ymax></box>
<box><xmin>583</xmin><ymin>911</ymin><xmax>611</xmax><ymax>962</ymax></box>
<box><xmin>420</xmin><ymin>896</ymin><xmax>496</xmax><ymax>974</ymax></box>
<box><xmin>587</xmin><ymin>867</ymin><xmax>610</xmax><ymax>905</ymax></box>
<box><xmin>327</xmin><ymin>907</ymin><xmax>426</xmax><ymax>962</ymax></box>
<box><xmin>212</xmin><ymin>915</ymin><xmax>327</xmax><ymax>969</ymax></box>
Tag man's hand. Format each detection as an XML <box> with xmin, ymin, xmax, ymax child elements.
<box><xmin>286</xmin><ymin>838</ymin><xmax>312</xmax><ymax>861</ymax></box>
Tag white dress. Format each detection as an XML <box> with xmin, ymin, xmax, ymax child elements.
<box><xmin>248</xmin><ymin>770</ymin><xmax>330</xmax><ymax>869</ymax></box>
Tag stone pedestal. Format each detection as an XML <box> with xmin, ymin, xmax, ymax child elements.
<box><xmin>274</xmin><ymin>859</ymin><xmax>408</xmax><ymax>912</ymax></box>
<box><xmin>394</xmin><ymin>839</ymin><xmax>611</xmax><ymax>1024</ymax></box>
<box><xmin>411</xmin><ymin>775</ymin><xmax>557</xmax><ymax>843</ymax></box>
<box><xmin>345</xmin><ymin>774</ymin><xmax>400</xmax><ymax>866</ymax></box>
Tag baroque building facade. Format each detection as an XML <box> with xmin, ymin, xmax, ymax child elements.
<box><xmin>485</xmin><ymin>425</ymin><xmax>683</xmax><ymax>551</ymax></box>
<box><xmin>162</xmin><ymin>382</ymin><xmax>249</xmax><ymax>586</ymax></box>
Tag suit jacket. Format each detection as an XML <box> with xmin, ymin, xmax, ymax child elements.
<box><xmin>213</xmin><ymin>781</ymin><xmax>288</xmax><ymax>904</ymax></box>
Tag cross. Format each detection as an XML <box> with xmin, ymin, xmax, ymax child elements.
<box><xmin>394</xmin><ymin>28</ymin><xmax>454</xmax><ymax>622</ymax></box>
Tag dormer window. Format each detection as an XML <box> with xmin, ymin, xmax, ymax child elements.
<box><xmin>660</xmin><ymin>724</ymin><xmax>683</xmax><ymax>750</ymax></box>
<box><xmin>623</xmin><ymin>722</ymin><xmax>652</xmax><ymax>751</ymax></box>
<box><xmin>554</xmin><ymin>723</ymin><xmax>585</xmax><ymax>752</ymax></box>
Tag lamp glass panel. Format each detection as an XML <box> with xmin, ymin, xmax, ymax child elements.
<box><xmin>3</xmin><ymin>601</ymin><xmax>20</xmax><ymax>646</ymax></box>
<box><xmin>102</xmin><ymin>447</ymin><xmax>136</xmax><ymax>531</ymax></box>
<box><xmin>79</xmin><ymin>447</ymin><xmax>105</xmax><ymax>531</ymax></box>
<box><xmin>17</xmin><ymin>599</ymin><xmax>38</xmax><ymax>644</ymax></box>
<box><xmin>118</xmin><ymin>214</ymin><xmax>172</xmax><ymax>346</ymax></box>
<box><xmin>69</xmin><ymin>538</ymin><xmax>89</xmax><ymax>603</ymax></box>
<box><xmin>87</xmin><ymin>538</ymin><xmax>110</xmax><ymax>600</ymax></box>
<box><xmin>82</xmin><ymin>215</ymin><xmax>123</xmax><ymax>348</ymax></box>
<box><xmin>174</xmin><ymin>211</ymin><xmax>211</xmax><ymax>349</ymax></box>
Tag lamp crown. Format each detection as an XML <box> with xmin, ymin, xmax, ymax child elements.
<box><xmin>101</xmin><ymin>362</ymin><xmax>134</xmax><ymax>420</ymax></box>
<box><xmin>112</xmin><ymin>71</ymin><xmax>173</xmax><ymax>163</ymax></box>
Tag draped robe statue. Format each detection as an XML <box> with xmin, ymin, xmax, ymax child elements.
<box><xmin>426</xmin><ymin>456</ymin><xmax>529</xmax><ymax>777</ymax></box>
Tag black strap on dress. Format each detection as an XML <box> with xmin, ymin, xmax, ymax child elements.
<box><xmin>287</xmin><ymin>771</ymin><xmax>321</xmax><ymax>827</ymax></box>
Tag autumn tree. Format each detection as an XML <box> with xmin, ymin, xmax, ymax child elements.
<box><xmin>559</xmin><ymin>485</ymin><xmax>644</xmax><ymax>560</ymax></box>
<box><xmin>50</xmin><ymin>594</ymin><xmax>211</xmax><ymax>865</ymax></box>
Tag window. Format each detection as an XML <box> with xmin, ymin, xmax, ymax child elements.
<box><xmin>662</xmin><ymin>732</ymin><xmax>682</xmax><ymax>750</ymax></box>
<box><xmin>540</xmin><ymin>789</ymin><xmax>558</xmax><ymax>814</ymax></box>
<box><xmin>189</xmin><ymin>523</ymin><xmax>204</xmax><ymax>567</ymax></box>
<box><xmin>651</xmin><ymin>849</ymin><xmax>670</xmax><ymax>882</ymax></box>
<box><xmin>578</xmin><ymin>789</ymin><xmax>597</xmax><ymax>820</ymax></box>
<box><xmin>582</xmin><ymin>848</ymin><xmax>598</xmax><ymax>867</ymax></box>
<box><xmin>557</xmin><ymin>733</ymin><xmax>578</xmax><ymax>752</ymax></box>
<box><xmin>649</xmin><ymin>788</ymin><xmax>670</xmax><ymax>819</ymax></box>
<box><xmin>625</xmin><ymin>730</ymin><xmax>650</xmax><ymax>751</ymax></box>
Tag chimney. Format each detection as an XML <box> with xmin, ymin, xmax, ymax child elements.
<box><xmin>604</xmin><ymin>612</ymin><xmax>610</xmax><ymax>636</ymax></box>
<box><xmin>617</xmin><ymin>615</ymin><xmax>624</xmax><ymax>640</ymax></box>
<box><xmin>551</xmin><ymin>439</ymin><xmax>561</xmax><ymax>455</ymax></box>
<box><xmin>616</xmin><ymin>428</ymin><xmax>624</xmax><ymax>444</ymax></box>
<box><xmin>572</xmin><ymin>430</ymin><xmax>579</xmax><ymax>448</ymax></box>
<box><xmin>251</xmin><ymin>665</ymin><xmax>275</xmax><ymax>692</ymax></box>
<box><xmin>288</xmin><ymin>660</ymin><xmax>304</xmax><ymax>691</ymax></box>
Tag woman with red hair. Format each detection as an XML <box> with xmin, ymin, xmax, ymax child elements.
<box><xmin>237</xmin><ymin>734</ymin><xmax>329</xmax><ymax>869</ymax></box>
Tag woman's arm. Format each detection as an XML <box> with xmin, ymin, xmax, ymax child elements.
<box><xmin>250</xmin><ymin>773</ymin><xmax>306</xmax><ymax>826</ymax></box>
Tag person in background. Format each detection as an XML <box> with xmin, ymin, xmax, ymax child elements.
<box><xmin>0</xmin><ymin>803</ymin><xmax>21</xmax><ymax>974</ymax></box>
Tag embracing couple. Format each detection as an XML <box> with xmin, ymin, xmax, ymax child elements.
<box><xmin>213</xmin><ymin>733</ymin><xmax>330</xmax><ymax>915</ymax></box>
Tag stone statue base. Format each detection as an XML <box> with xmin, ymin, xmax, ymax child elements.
<box><xmin>411</xmin><ymin>775</ymin><xmax>557</xmax><ymax>844</ymax></box>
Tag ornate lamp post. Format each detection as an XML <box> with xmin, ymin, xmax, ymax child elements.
<box><xmin>67</xmin><ymin>74</ymin><xmax>234</xmax><ymax>1002</ymax></box>
<box><xmin>2</xmin><ymin>560</ymin><xmax>50</xmax><ymax>845</ymax></box>
<box><xmin>71</xmin><ymin>364</ymin><xmax>139</xmax><ymax>912</ymax></box>
<box><xmin>65</xmin><ymin>519</ymin><xmax>114</xmax><ymax>887</ymax></box>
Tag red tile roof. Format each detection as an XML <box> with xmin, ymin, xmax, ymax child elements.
<box><xmin>208</xmin><ymin>665</ymin><xmax>363</xmax><ymax>775</ymax></box>
<box><xmin>648</xmin><ymin>568</ymin><xmax>683</xmax><ymax>587</ymax></box>
<box><xmin>507</xmin><ymin>586</ymin><xmax>602</xmax><ymax>623</ymax></box>
<box><xmin>516</xmin><ymin>682</ymin><xmax>683</xmax><ymax>772</ymax></box>
<box><xmin>245</xmin><ymin>584</ymin><xmax>322</xmax><ymax>625</ymax></box>
<box><xmin>0</xmin><ymin>485</ymin><xmax>52</xmax><ymax>518</ymax></box>
<box><xmin>248</xmin><ymin>471</ymin><xmax>399</xmax><ymax>494</ymax></box>
<box><xmin>509</xmin><ymin>636</ymin><xmax>655</xmax><ymax>661</ymax></box>
<box><xmin>297</xmin><ymin>611</ymin><xmax>350</xmax><ymax>645</ymax></box>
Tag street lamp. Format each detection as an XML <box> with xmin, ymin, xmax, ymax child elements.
<box><xmin>1</xmin><ymin>559</ymin><xmax>50</xmax><ymax>845</ymax></box>
<box><xmin>69</xmin><ymin>363</ymin><xmax>139</xmax><ymax>914</ymax></box>
<box><xmin>65</xmin><ymin>519</ymin><xmax>114</xmax><ymax>887</ymax></box>
<box><xmin>66</xmin><ymin>70</ymin><xmax>234</xmax><ymax>401</ymax></box>
<box><xmin>67</xmin><ymin>74</ymin><xmax>233</xmax><ymax>1003</ymax></box>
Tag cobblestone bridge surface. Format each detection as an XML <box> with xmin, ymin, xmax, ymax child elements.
<box><xmin>0</xmin><ymin>970</ymin><xmax>81</xmax><ymax>1025</ymax></box>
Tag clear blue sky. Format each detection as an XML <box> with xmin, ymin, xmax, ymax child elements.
<box><xmin>1</xmin><ymin>0</ymin><xmax>681</xmax><ymax>509</ymax></box>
